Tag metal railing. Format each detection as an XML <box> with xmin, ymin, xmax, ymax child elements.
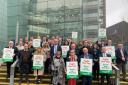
<box><xmin>9</xmin><ymin>59</ymin><xmax>120</xmax><ymax>85</ymax></box>
<box><xmin>10</xmin><ymin>59</ymin><xmax>19</xmax><ymax>85</ymax></box>
<box><xmin>112</xmin><ymin>64</ymin><xmax>120</xmax><ymax>85</ymax></box>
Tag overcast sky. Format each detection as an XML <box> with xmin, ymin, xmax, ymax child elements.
<box><xmin>106</xmin><ymin>0</ymin><xmax>128</xmax><ymax>27</ymax></box>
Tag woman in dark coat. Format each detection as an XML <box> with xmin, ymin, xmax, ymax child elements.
<box><xmin>19</xmin><ymin>43</ymin><xmax>32</xmax><ymax>83</ymax></box>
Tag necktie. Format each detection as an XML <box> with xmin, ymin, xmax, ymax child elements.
<box><xmin>120</xmin><ymin>49</ymin><xmax>125</xmax><ymax>61</ymax></box>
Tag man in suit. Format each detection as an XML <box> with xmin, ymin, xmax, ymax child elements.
<box><xmin>50</xmin><ymin>38</ymin><xmax>62</xmax><ymax>60</ymax></box>
<box><xmin>6</xmin><ymin>41</ymin><xmax>19</xmax><ymax>78</ymax></box>
<box><xmin>115</xmin><ymin>44</ymin><xmax>128</xmax><ymax>81</ymax></box>
<box><xmin>80</xmin><ymin>47</ymin><xmax>93</xmax><ymax>85</ymax></box>
<box><xmin>100</xmin><ymin>47</ymin><xmax>111</xmax><ymax>85</ymax></box>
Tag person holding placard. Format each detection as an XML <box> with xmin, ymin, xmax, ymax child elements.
<box><xmin>33</xmin><ymin>47</ymin><xmax>47</xmax><ymax>84</ymax></box>
<box><xmin>5</xmin><ymin>41</ymin><xmax>18</xmax><ymax>78</ymax></box>
<box><xmin>67</xmin><ymin>43</ymin><xmax>79</xmax><ymax>60</ymax></box>
<box><xmin>99</xmin><ymin>47</ymin><xmax>112</xmax><ymax>85</ymax></box>
<box><xmin>80</xmin><ymin>47</ymin><xmax>93</xmax><ymax>85</ymax></box>
<box><xmin>18</xmin><ymin>43</ymin><xmax>32</xmax><ymax>83</ymax></box>
<box><xmin>92</xmin><ymin>44</ymin><xmax>101</xmax><ymax>80</ymax></box>
<box><xmin>42</xmin><ymin>43</ymin><xmax>51</xmax><ymax>74</ymax></box>
<box><xmin>67</xmin><ymin>50</ymin><xmax>78</xmax><ymax>85</ymax></box>
<box><xmin>51</xmin><ymin>51</ymin><xmax>65</xmax><ymax>85</ymax></box>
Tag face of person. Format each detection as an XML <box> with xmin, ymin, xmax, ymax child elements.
<box><xmin>118</xmin><ymin>44</ymin><xmax>123</xmax><ymax>49</ymax></box>
<box><xmin>8</xmin><ymin>42</ymin><xmax>14</xmax><ymax>48</ymax></box>
<box><xmin>19</xmin><ymin>42</ymin><xmax>23</xmax><ymax>46</ymax></box>
<box><xmin>70</xmin><ymin>50</ymin><xmax>75</xmax><ymax>56</ymax></box>
<box><xmin>102</xmin><ymin>47</ymin><xmax>106</xmax><ymax>53</ymax></box>
<box><xmin>108</xmin><ymin>40</ymin><xmax>112</xmax><ymax>45</ymax></box>
<box><xmin>83</xmin><ymin>40</ymin><xmax>88</xmax><ymax>46</ymax></box>
<box><xmin>24</xmin><ymin>44</ymin><xmax>28</xmax><ymax>50</ymax></box>
<box><xmin>37</xmin><ymin>48</ymin><xmax>42</xmax><ymax>53</ymax></box>
<box><xmin>71</xmin><ymin>44</ymin><xmax>76</xmax><ymax>50</ymax></box>
<box><xmin>56</xmin><ymin>51</ymin><xmax>61</xmax><ymax>58</ymax></box>
<box><xmin>54</xmin><ymin>39</ymin><xmax>59</xmax><ymax>45</ymax></box>
<box><xmin>30</xmin><ymin>37</ymin><xmax>33</xmax><ymax>41</ymax></box>
<box><xmin>83</xmin><ymin>48</ymin><xmax>88</xmax><ymax>54</ymax></box>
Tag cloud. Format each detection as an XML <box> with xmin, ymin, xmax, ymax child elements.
<box><xmin>106</xmin><ymin>0</ymin><xmax>128</xmax><ymax>27</ymax></box>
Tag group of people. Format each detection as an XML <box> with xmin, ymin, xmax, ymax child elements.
<box><xmin>4</xmin><ymin>36</ymin><xmax>128</xmax><ymax>85</ymax></box>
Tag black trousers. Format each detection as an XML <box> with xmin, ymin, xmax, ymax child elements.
<box><xmin>93</xmin><ymin>62</ymin><xmax>99</xmax><ymax>79</ymax></box>
<box><xmin>7</xmin><ymin>62</ymin><xmax>13</xmax><ymax>77</ymax></box>
<box><xmin>117</xmin><ymin>62</ymin><xmax>126</xmax><ymax>79</ymax></box>
<box><xmin>100</xmin><ymin>74</ymin><xmax>111</xmax><ymax>85</ymax></box>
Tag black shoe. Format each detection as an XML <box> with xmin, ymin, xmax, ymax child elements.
<box><xmin>122</xmin><ymin>78</ymin><xmax>126</xmax><ymax>81</ymax></box>
<box><xmin>35</xmin><ymin>80</ymin><xmax>39</xmax><ymax>84</ymax></box>
<box><xmin>37</xmin><ymin>79</ymin><xmax>41</xmax><ymax>84</ymax></box>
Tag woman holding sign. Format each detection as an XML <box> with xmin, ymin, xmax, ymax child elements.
<box><xmin>33</xmin><ymin>47</ymin><xmax>47</xmax><ymax>84</ymax></box>
<box><xmin>51</xmin><ymin>51</ymin><xmax>66</xmax><ymax>85</ymax></box>
<box><xmin>67</xmin><ymin>50</ymin><xmax>78</xmax><ymax>85</ymax></box>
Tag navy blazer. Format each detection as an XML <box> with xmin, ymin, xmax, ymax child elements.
<box><xmin>115</xmin><ymin>48</ymin><xmax>128</xmax><ymax>64</ymax></box>
<box><xmin>99</xmin><ymin>53</ymin><xmax>111</xmax><ymax>57</ymax></box>
<box><xmin>78</xmin><ymin>54</ymin><xmax>93</xmax><ymax>66</ymax></box>
<box><xmin>50</xmin><ymin>45</ymin><xmax>62</xmax><ymax>58</ymax></box>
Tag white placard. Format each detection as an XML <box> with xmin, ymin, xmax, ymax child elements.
<box><xmin>3</xmin><ymin>48</ymin><xmax>14</xmax><ymax>62</ymax></box>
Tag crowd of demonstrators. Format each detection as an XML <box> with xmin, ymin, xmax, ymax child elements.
<box><xmin>3</xmin><ymin>36</ymin><xmax>128</xmax><ymax>85</ymax></box>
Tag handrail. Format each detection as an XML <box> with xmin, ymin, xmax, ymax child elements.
<box><xmin>112</xmin><ymin>64</ymin><xmax>120</xmax><ymax>85</ymax></box>
<box><xmin>10</xmin><ymin>59</ymin><xmax>19</xmax><ymax>85</ymax></box>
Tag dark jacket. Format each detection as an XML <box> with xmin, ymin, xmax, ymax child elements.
<box><xmin>50</xmin><ymin>45</ymin><xmax>62</xmax><ymax>58</ymax></box>
<box><xmin>18</xmin><ymin>50</ymin><xmax>32</xmax><ymax>65</ymax></box>
<box><xmin>115</xmin><ymin>48</ymin><xmax>128</xmax><ymax>64</ymax></box>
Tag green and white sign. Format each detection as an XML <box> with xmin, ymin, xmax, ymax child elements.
<box><xmin>98</xmin><ymin>29</ymin><xmax>106</xmax><ymax>38</ymax></box>
<box><xmin>72</xmin><ymin>32</ymin><xmax>78</xmax><ymax>39</ymax></box>
<box><xmin>80</xmin><ymin>58</ymin><xmax>92</xmax><ymax>76</ymax></box>
<box><xmin>2</xmin><ymin>48</ymin><xmax>14</xmax><ymax>62</ymax></box>
<box><xmin>61</xmin><ymin>46</ymin><xmax>69</xmax><ymax>58</ymax></box>
<box><xmin>0</xmin><ymin>58</ymin><xmax>3</xmax><ymax>63</ymax></box>
<box><xmin>66</xmin><ymin>61</ymin><xmax>78</xmax><ymax>79</ymax></box>
<box><xmin>33</xmin><ymin>55</ymin><xmax>44</xmax><ymax>70</ymax></box>
<box><xmin>105</xmin><ymin>46</ymin><xmax>116</xmax><ymax>59</ymax></box>
<box><xmin>33</xmin><ymin>39</ymin><xmax>41</xmax><ymax>48</ymax></box>
<box><xmin>100</xmin><ymin>57</ymin><xmax>112</xmax><ymax>74</ymax></box>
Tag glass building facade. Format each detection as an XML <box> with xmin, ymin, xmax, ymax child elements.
<box><xmin>0</xmin><ymin>0</ymin><xmax>7</xmax><ymax>50</ymax></box>
<box><xmin>7</xmin><ymin>0</ymin><xmax>106</xmax><ymax>41</ymax></box>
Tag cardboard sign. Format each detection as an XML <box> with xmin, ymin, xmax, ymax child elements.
<box><xmin>100</xmin><ymin>57</ymin><xmax>112</xmax><ymax>74</ymax></box>
<box><xmin>80</xmin><ymin>58</ymin><xmax>92</xmax><ymax>76</ymax></box>
<box><xmin>66</xmin><ymin>61</ymin><xmax>78</xmax><ymax>79</ymax></box>
<box><xmin>33</xmin><ymin>39</ymin><xmax>41</xmax><ymax>48</ymax></box>
<box><xmin>3</xmin><ymin>48</ymin><xmax>14</xmax><ymax>62</ymax></box>
<box><xmin>72</xmin><ymin>32</ymin><xmax>78</xmax><ymax>39</ymax></box>
<box><xmin>98</xmin><ymin>29</ymin><xmax>106</xmax><ymax>38</ymax></box>
<box><xmin>61</xmin><ymin>46</ymin><xmax>69</xmax><ymax>58</ymax></box>
<box><xmin>33</xmin><ymin>55</ymin><xmax>44</xmax><ymax>70</ymax></box>
<box><xmin>105</xmin><ymin>46</ymin><xmax>116</xmax><ymax>59</ymax></box>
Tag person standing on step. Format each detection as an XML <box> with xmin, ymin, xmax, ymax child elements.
<box><xmin>51</xmin><ymin>51</ymin><xmax>66</xmax><ymax>85</ymax></box>
<box><xmin>100</xmin><ymin>47</ymin><xmax>111</xmax><ymax>85</ymax></box>
<box><xmin>80</xmin><ymin>47</ymin><xmax>93</xmax><ymax>85</ymax></box>
<box><xmin>6</xmin><ymin>41</ymin><xmax>18</xmax><ymax>78</ymax></box>
<box><xmin>67</xmin><ymin>50</ymin><xmax>78</xmax><ymax>85</ymax></box>
<box><xmin>33</xmin><ymin>47</ymin><xmax>47</xmax><ymax>84</ymax></box>
<box><xmin>115</xmin><ymin>43</ymin><xmax>128</xmax><ymax>81</ymax></box>
<box><xmin>18</xmin><ymin>43</ymin><xmax>32</xmax><ymax>83</ymax></box>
